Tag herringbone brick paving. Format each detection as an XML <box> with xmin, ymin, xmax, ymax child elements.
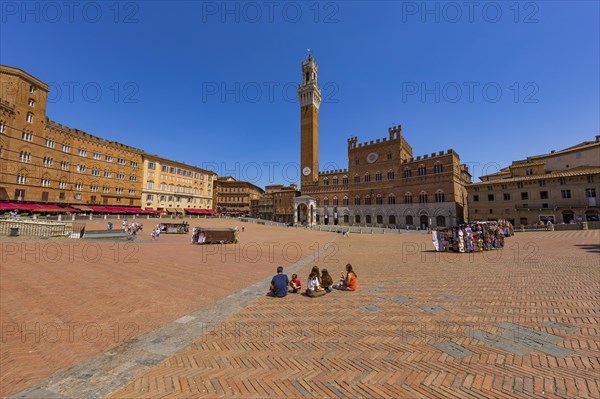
<box><xmin>105</xmin><ymin>230</ymin><xmax>600</xmax><ymax>399</ymax></box>
<box><xmin>0</xmin><ymin>218</ymin><xmax>336</xmax><ymax>397</ymax></box>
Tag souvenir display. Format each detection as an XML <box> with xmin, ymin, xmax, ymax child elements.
<box><xmin>432</xmin><ymin>220</ymin><xmax>513</xmax><ymax>252</ymax></box>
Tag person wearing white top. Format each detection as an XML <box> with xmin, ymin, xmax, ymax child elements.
<box><xmin>306</xmin><ymin>271</ymin><xmax>325</xmax><ymax>297</ymax></box>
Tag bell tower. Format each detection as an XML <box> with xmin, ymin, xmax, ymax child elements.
<box><xmin>298</xmin><ymin>54</ymin><xmax>321</xmax><ymax>187</ymax></box>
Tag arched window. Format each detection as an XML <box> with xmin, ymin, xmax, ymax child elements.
<box><xmin>435</xmin><ymin>190</ymin><xmax>445</xmax><ymax>203</ymax></box>
<box><xmin>418</xmin><ymin>165</ymin><xmax>427</xmax><ymax>176</ymax></box>
<box><xmin>333</xmin><ymin>176</ymin><xmax>339</xmax><ymax>185</ymax></box>
<box><xmin>323</xmin><ymin>197</ymin><xmax>329</xmax><ymax>206</ymax></box>
<box><xmin>404</xmin><ymin>168</ymin><xmax>412</xmax><ymax>178</ymax></box>
<box><xmin>354</xmin><ymin>174</ymin><xmax>360</xmax><ymax>183</ymax></box>
<box><xmin>404</xmin><ymin>193</ymin><xmax>413</xmax><ymax>204</ymax></box>
<box><xmin>342</xmin><ymin>175</ymin><xmax>349</xmax><ymax>185</ymax></box>
<box><xmin>419</xmin><ymin>191</ymin><xmax>428</xmax><ymax>203</ymax></box>
<box><xmin>388</xmin><ymin>194</ymin><xmax>396</xmax><ymax>204</ymax></box>
<box><xmin>436</xmin><ymin>216</ymin><xmax>446</xmax><ymax>226</ymax></box>
<box><xmin>354</xmin><ymin>196</ymin><xmax>361</xmax><ymax>205</ymax></box>
<box><xmin>375</xmin><ymin>172</ymin><xmax>382</xmax><ymax>181</ymax></box>
<box><xmin>323</xmin><ymin>177</ymin><xmax>329</xmax><ymax>186</ymax></box>
<box><xmin>376</xmin><ymin>215</ymin><xmax>383</xmax><ymax>224</ymax></box>
<box><xmin>375</xmin><ymin>194</ymin><xmax>383</xmax><ymax>205</ymax></box>
<box><xmin>434</xmin><ymin>162</ymin><xmax>444</xmax><ymax>173</ymax></box>
<box><xmin>387</xmin><ymin>170</ymin><xmax>395</xmax><ymax>180</ymax></box>
<box><xmin>364</xmin><ymin>173</ymin><xmax>371</xmax><ymax>183</ymax></box>
<box><xmin>406</xmin><ymin>215</ymin><xmax>414</xmax><ymax>225</ymax></box>
<box><xmin>355</xmin><ymin>215</ymin><xmax>361</xmax><ymax>223</ymax></box>
<box><xmin>343</xmin><ymin>196</ymin><xmax>349</xmax><ymax>206</ymax></box>
<box><xmin>365</xmin><ymin>195</ymin><xmax>372</xmax><ymax>205</ymax></box>
<box><xmin>333</xmin><ymin>196</ymin><xmax>338</xmax><ymax>206</ymax></box>
<box><xmin>389</xmin><ymin>215</ymin><xmax>396</xmax><ymax>225</ymax></box>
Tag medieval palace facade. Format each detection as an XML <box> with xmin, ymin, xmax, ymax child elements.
<box><xmin>295</xmin><ymin>55</ymin><xmax>471</xmax><ymax>228</ymax></box>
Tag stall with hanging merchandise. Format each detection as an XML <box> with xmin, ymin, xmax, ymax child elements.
<box><xmin>432</xmin><ymin>220</ymin><xmax>513</xmax><ymax>252</ymax></box>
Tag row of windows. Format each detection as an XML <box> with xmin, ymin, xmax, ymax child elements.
<box><xmin>318</xmin><ymin>192</ymin><xmax>447</xmax><ymax>206</ymax></box>
<box><xmin>156</xmin><ymin>164</ymin><xmax>211</xmax><ymax>180</ymax></box>
<box><xmin>145</xmin><ymin>194</ymin><xmax>211</xmax><ymax>203</ymax></box>
<box><xmin>327</xmin><ymin>214</ymin><xmax>444</xmax><ymax>227</ymax></box>
<box><xmin>15</xmin><ymin>131</ymin><xmax>139</xmax><ymax>166</ymax></box>
<box><xmin>4</xmin><ymin>128</ymin><xmax>204</xmax><ymax>176</ymax></box>
<box><xmin>16</xmin><ymin>175</ymin><xmax>136</xmax><ymax>195</ymax></box>
<box><xmin>148</xmin><ymin>182</ymin><xmax>211</xmax><ymax>196</ymax></box>
<box><xmin>474</xmin><ymin>188</ymin><xmax>596</xmax><ymax>202</ymax></box>
<box><xmin>15</xmin><ymin>151</ymin><xmax>138</xmax><ymax>180</ymax></box>
<box><xmin>473</xmin><ymin>176</ymin><xmax>594</xmax><ymax>191</ymax></box>
<box><xmin>324</xmin><ymin>165</ymin><xmax>446</xmax><ymax>185</ymax></box>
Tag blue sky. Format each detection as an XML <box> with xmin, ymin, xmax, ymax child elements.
<box><xmin>1</xmin><ymin>1</ymin><xmax>598</xmax><ymax>187</ymax></box>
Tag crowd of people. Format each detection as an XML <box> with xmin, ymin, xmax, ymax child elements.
<box><xmin>432</xmin><ymin>220</ymin><xmax>513</xmax><ymax>252</ymax></box>
<box><xmin>268</xmin><ymin>264</ymin><xmax>357</xmax><ymax>298</ymax></box>
<box><xmin>115</xmin><ymin>220</ymin><xmax>145</xmax><ymax>236</ymax></box>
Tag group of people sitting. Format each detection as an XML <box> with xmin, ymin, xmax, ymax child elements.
<box><xmin>268</xmin><ymin>264</ymin><xmax>357</xmax><ymax>298</ymax></box>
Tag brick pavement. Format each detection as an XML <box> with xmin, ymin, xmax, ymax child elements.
<box><xmin>0</xmin><ymin>218</ymin><xmax>336</xmax><ymax>397</ymax></box>
<box><xmin>101</xmin><ymin>230</ymin><xmax>599</xmax><ymax>399</ymax></box>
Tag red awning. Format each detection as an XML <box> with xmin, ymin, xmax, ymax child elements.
<box><xmin>185</xmin><ymin>208</ymin><xmax>218</xmax><ymax>215</ymax></box>
<box><xmin>1</xmin><ymin>203</ymin><xmax>81</xmax><ymax>212</ymax></box>
<box><xmin>89</xmin><ymin>206</ymin><xmax>109</xmax><ymax>213</ymax></box>
<box><xmin>0</xmin><ymin>203</ymin><xmax>18</xmax><ymax>210</ymax></box>
<box><xmin>32</xmin><ymin>204</ymin><xmax>80</xmax><ymax>213</ymax></box>
<box><xmin>88</xmin><ymin>206</ymin><xmax>146</xmax><ymax>214</ymax></box>
<box><xmin>0</xmin><ymin>203</ymin><xmax>39</xmax><ymax>211</ymax></box>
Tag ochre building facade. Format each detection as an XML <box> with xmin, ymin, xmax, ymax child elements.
<box><xmin>141</xmin><ymin>154</ymin><xmax>216</xmax><ymax>214</ymax></box>
<box><xmin>214</xmin><ymin>176</ymin><xmax>264</xmax><ymax>216</ymax></box>
<box><xmin>0</xmin><ymin>65</ymin><xmax>143</xmax><ymax>207</ymax></box>
<box><xmin>467</xmin><ymin>137</ymin><xmax>600</xmax><ymax>225</ymax></box>
<box><xmin>295</xmin><ymin>55</ymin><xmax>471</xmax><ymax>228</ymax></box>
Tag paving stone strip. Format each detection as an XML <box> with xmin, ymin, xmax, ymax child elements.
<box><xmin>433</xmin><ymin>341</ymin><xmax>474</xmax><ymax>359</ymax></box>
<box><xmin>8</xmin><ymin>239</ymin><xmax>337</xmax><ymax>399</ymax></box>
<box><xmin>542</xmin><ymin>320</ymin><xmax>579</xmax><ymax>333</ymax></box>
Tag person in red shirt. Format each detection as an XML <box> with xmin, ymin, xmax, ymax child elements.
<box><xmin>289</xmin><ymin>273</ymin><xmax>302</xmax><ymax>293</ymax></box>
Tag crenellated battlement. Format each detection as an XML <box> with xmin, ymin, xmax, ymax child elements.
<box><xmin>348</xmin><ymin>125</ymin><xmax>404</xmax><ymax>151</ymax></box>
<box><xmin>401</xmin><ymin>149</ymin><xmax>455</xmax><ymax>164</ymax></box>
<box><xmin>319</xmin><ymin>168</ymin><xmax>348</xmax><ymax>176</ymax></box>
<box><xmin>388</xmin><ymin>124</ymin><xmax>402</xmax><ymax>139</ymax></box>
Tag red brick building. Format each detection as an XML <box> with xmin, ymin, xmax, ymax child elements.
<box><xmin>295</xmin><ymin>55</ymin><xmax>471</xmax><ymax>228</ymax></box>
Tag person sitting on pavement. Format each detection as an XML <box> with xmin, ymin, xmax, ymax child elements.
<box><xmin>321</xmin><ymin>268</ymin><xmax>334</xmax><ymax>292</ymax></box>
<box><xmin>334</xmin><ymin>263</ymin><xmax>357</xmax><ymax>291</ymax></box>
<box><xmin>289</xmin><ymin>273</ymin><xmax>302</xmax><ymax>293</ymax></box>
<box><xmin>309</xmin><ymin>265</ymin><xmax>322</xmax><ymax>286</ymax></box>
<box><xmin>268</xmin><ymin>266</ymin><xmax>289</xmax><ymax>297</ymax></box>
<box><xmin>306</xmin><ymin>271</ymin><xmax>326</xmax><ymax>297</ymax></box>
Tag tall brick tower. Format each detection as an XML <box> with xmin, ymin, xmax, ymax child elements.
<box><xmin>298</xmin><ymin>54</ymin><xmax>321</xmax><ymax>188</ymax></box>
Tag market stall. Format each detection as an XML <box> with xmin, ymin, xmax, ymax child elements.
<box><xmin>191</xmin><ymin>227</ymin><xmax>237</xmax><ymax>244</ymax></box>
<box><xmin>432</xmin><ymin>220</ymin><xmax>513</xmax><ymax>252</ymax></box>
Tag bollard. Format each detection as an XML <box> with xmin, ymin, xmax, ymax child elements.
<box><xmin>89</xmin><ymin>214</ymin><xmax>93</xmax><ymax>220</ymax></box>
<box><xmin>582</xmin><ymin>221</ymin><xmax>588</xmax><ymax>230</ymax></box>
